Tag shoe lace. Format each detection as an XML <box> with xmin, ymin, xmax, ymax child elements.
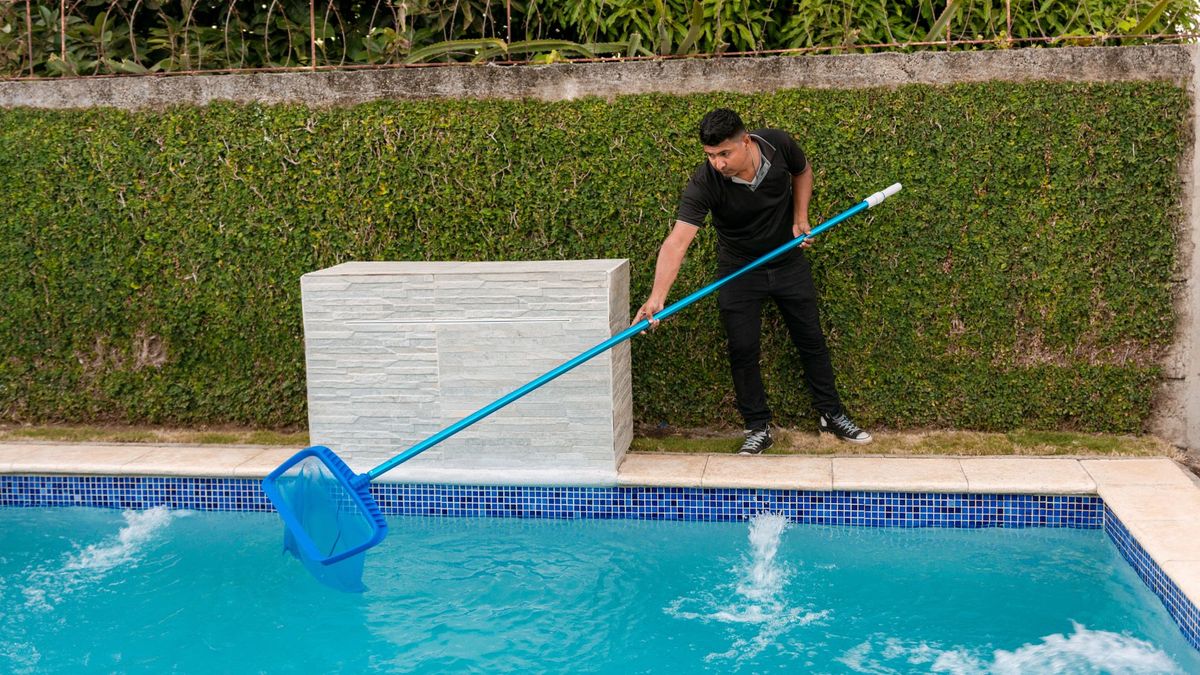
<box><xmin>827</xmin><ymin>413</ymin><xmax>862</xmax><ymax>435</ymax></box>
<box><xmin>743</xmin><ymin>428</ymin><xmax>769</xmax><ymax>449</ymax></box>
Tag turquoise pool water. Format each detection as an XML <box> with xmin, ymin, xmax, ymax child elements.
<box><xmin>2</xmin><ymin>507</ymin><xmax>1197</xmax><ymax>673</ymax></box>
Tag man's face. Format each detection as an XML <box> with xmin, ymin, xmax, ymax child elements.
<box><xmin>703</xmin><ymin>132</ymin><xmax>753</xmax><ymax>177</ymax></box>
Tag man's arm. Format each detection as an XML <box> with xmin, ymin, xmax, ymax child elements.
<box><xmin>633</xmin><ymin>221</ymin><xmax>699</xmax><ymax>328</ymax></box>
<box><xmin>792</xmin><ymin>163</ymin><xmax>814</xmax><ymax>244</ymax></box>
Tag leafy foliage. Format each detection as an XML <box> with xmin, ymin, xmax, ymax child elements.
<box><xmin>1</xmin><ymin>0</ymin><xmax>1195</xmax><ymax>77</ymax></box>
<box><xmin>0</xmin><ymin>82</ymin><xmax>1186</xmax><ymax>432</ymax></box>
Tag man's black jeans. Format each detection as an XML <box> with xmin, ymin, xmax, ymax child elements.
<box><xmin>716</xmin><ymin>256</ymin><xmax>842</xmax><ymax>429</ymax></box>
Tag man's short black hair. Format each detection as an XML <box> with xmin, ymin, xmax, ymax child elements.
<box><xmin>698</xmin><ymin>108</ymin><xmax>746</xmax><ymax>146</ymax></box>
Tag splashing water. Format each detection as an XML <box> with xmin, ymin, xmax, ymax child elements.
<box><xmin>65</xmin><ymin>506</ymin><xmax>177</xmax><ymax>576</ymax></box>
<box><xmin>22</xmin><ymin>506</ymin><xmax>178</xmax><ymax>612</ymax></box>
<box><xmin>989</xmin><ymin>622</ymin><xmax>1185</xmax><ymax>674</ymax></box>
<box><xmin>838</xmin><ymin>622</ymin><xmax>1185</xmax><ymax>674</ymax></box>
<box><xmin>667</xmin><ymin>513</ymin><xmax>829</xmax><ymax>666</ymax></box>
<box><xmin>737</xmin><ymin>512</ymin><xmax>789</xmax><ymax>604</ymax></box>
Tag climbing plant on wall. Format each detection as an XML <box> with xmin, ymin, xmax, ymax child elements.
<box><xmin>0</xmin><ymin>81</ymin><xmax>1186</xmax><ymax>432</ymax></box>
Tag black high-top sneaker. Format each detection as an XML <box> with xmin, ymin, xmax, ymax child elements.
<box><xmin>818</xmin><ymin>412</ymin><xmax>873</xmax><ymax>444</ymax></box>
<box><xmin>738</xmin><ymin>426</ymin><xmax>773</xmax><ymax>455</ymax></box>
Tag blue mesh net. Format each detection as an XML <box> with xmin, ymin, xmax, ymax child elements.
<box><xmin>272</xmin><ymin>455</ymin><xmax>380</xmax><ymax>592</ymax></box>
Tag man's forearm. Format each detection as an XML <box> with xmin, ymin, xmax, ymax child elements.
<box><xmin>635</xmin><ymin>222</ymin><xmax>698</xmax><ymax>325</ymax></box>
<box><xmin>648</xmin><ymin>238</ymin><xmax>688</xmax><ymax>304</ymax></box>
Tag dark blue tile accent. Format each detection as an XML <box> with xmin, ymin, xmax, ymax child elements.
<box><xmin>1105</xmin><ymin>506</ymin><xmax>1200</xmax><ymax>651</ymax></box>
<box><xmin>0</xmin><ymin>475</ymin><xmax>274</xmax><ymax>512</ymax></box>
<box><xmin>1</xmin><ymin>475</ymin><xmax>1102</xmax><ymax>527</ymax></box>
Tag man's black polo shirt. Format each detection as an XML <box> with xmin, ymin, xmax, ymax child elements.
<box><xmin>675</xmin><ymin>129</ymin><xmax>808</xmax><ymax>269</ymax></box>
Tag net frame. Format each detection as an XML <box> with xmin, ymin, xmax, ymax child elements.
<box><xmin>262</xmin><ymin>446</ymin><xmax>388</xmax><ymax>566</ymax></box>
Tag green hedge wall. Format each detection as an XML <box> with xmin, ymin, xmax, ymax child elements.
<box><xmin>0</xmin><ymin>81</ymin><xmax>1186</xmax><ymax>432</ymax></box>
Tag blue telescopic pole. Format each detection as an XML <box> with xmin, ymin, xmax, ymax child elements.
<box><xmin>365</xmin><ymin>183</ymin><xmax>902</xmax><ymax>480</ymax></box>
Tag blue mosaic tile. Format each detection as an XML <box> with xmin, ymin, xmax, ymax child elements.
<box><xmin>0</xmin><ymin>475</ymin><xmax>274</xmax><ymax>512</ymax></box>
<box><xmin>1</xmin><ymin>475</ymin><xmax>1102</xmax><ymax>527</ymax></box>
<box><xmin>1105</xmin><ymin>506</ymin><xmax>1200</xmax><ymax>651</ymax></box>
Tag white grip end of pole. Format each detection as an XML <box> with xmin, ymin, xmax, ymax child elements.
<box><xmin>865</xmin><ymin>182</ymin><xmax>903</xmax><ymax>208</ymax></box>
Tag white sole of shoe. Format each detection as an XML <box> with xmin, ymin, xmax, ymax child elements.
<box><xmin>820</xmin><ymin>428</ymin><xmax>873</xmax><ymax>445</ymax></box>
<box><xmin>838</xmin><ymin>435</ymin><xmax>873</xmax><ymax>445</ymax></box>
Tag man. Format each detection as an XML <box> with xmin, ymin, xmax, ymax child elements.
<box><xmin>633</xmin><ymin>108</ymin><xmax>872</xmax><ymax>454</ymax></box>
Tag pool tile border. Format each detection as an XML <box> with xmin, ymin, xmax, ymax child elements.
<box><xmin>0</xmin><ymin>475</ymin><xmax>1102</xmax><ymax>527</ymax></box>
<box><xmin>1106</xmin><ymin>505</ymin><xmax>1200</xmax><ymax>651</ymax></box>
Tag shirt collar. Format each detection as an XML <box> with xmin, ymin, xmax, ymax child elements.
<box><xmin>729</xmin><ymin>135</ymin><xmax>771</xmax><ymax>191</ymax></box>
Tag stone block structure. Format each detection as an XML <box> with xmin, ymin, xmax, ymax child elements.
<box><xmin>301</xmin><ymin>260</ymin><xmax>632</xmax><ymax>485</ymax></box>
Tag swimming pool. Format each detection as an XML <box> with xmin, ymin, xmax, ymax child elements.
<box><xmin>3</xmin><ymin>498</ymin><xmax>1199</xmax><ymax>672</ymax></box>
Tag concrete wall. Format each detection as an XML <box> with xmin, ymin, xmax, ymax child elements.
<box><xmin>0</xmin><ymin>47</ymin><xmax>1191</xmax><ymax>108</ymax></box>
<box><xmin>4</xmin><ymin>46</ymin><xmax>1198</xmax><ymax>451</ymax></box>
<box><xmin>301</xmin><ymin>260</ymin><xmax>632</xmax><ymax>485</ymax></box>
